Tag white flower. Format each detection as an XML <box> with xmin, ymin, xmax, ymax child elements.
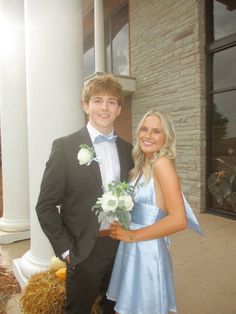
<box><xmin>118</xmin><ymin>195</ymin><xmax>134</xmax><ymax>211</ymax></box>
<box><xmin>77</xmin><ymin>144</ymin><xmax>96</xmax><ymax>166</ymax></box>
<box><xmin>99</xmin><ymin>191</ymin><xmax>118</xmax><ymax>213</ymax></box>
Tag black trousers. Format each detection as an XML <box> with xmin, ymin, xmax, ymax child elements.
<box><xmin>64</xmin><ymin>237</ymin><xmax>119</xmax><ymax>314</ymax></box>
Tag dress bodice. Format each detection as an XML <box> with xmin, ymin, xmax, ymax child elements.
<box><xmin>130</xmin><ymin>175</ymin><xmax>203</xmax><ymax>235</ymax></box>
<box><xmin>132</xmin><ymin>176</ymin><xmax>156</xmax><ymax>206</ymax></box>
<box><xmin>131</xmin><ymin>176</ymin><xmax>166</xmax><ymax>226</ymax></box>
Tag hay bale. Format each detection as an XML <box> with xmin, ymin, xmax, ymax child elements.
<box><xmin>20</xmin><ymin>270</ymin><xmax>102</xmax><ymax>314</ymax></box>
<box><xmin>20</xmin><ymin>271</ymin><xmax>65</xmax><ymax>314</ymax></box>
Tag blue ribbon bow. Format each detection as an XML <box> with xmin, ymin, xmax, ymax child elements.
<box><xmin>94</xmin><ymin>134</ymin><xmax>117</xmax><ymax>144</ymax></box>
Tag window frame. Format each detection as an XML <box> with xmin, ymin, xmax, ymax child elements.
<box><xmin>205</xmin><ymin>0</ymin><xmax>236</xmax><ymax>219</ymax></box>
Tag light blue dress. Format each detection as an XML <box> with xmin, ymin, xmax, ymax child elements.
<box><xmin>107</xmin><ymin>176</ymin><xmax>203</xmax><ymax>314</ymax></box>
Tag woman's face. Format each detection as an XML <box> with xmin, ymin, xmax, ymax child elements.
<box><xmin>138</xmin><ymin>115</ymin><xmax>166</xmax><ymax>158</ymax></box>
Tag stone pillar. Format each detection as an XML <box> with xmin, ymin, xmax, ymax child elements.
<box><xmin>0</xmin><ymin>0</ymin><xmax>30</xmax><ymax>244</ymax></box>
<box><xmin>94</xmin><ymin>0</ymin><xmax>105</xmax><ymax>72</ymax></box>
<box><xmin>13</xmin><ymin>0</ymin><xmax>84</xmax><ymax>287</ymax></box>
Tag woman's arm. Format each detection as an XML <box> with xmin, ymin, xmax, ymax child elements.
<box><xmin>110</xmin><ymin>156</ymin><xmax>187</xmax><ymax>242</ymax></box>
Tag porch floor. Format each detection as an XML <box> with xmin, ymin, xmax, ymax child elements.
<box><xmin>1</xmin><ymin>212</ymin><xmax>236</xmax><ymax>314</ymax></box>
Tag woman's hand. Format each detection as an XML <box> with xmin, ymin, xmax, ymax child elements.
<box><xmin>110</xmin><ymin>221</ymin><xmax>135</xmax><ymax>243</ymax></box>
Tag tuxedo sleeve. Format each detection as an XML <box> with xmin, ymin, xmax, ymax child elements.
<box><xmin>36</xmin><ymin>138</ymin><xmax>71</xmax><ymax>258</ymax></box>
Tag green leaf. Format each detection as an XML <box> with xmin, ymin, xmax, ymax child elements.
<box><xmin>79</xmin><ymin>144</ymin><xmax>94</xmax><ymax>154</ymax></box>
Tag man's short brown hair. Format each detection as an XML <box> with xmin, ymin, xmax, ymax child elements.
<box><xmin>81</xmin><ymin>74</ymin><xmax>123</xmax><ymax>106</ymax></box>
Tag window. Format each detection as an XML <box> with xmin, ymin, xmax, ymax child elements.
<box><xmin>83</xmin><ymin>0</ymin><xmax>129</xmax><ymax>78</ymax></box>
<box><xmin>83</xmin><ymin>7</ymin><xmax>95</xmax><ymax>78</ymax></box>
<box><xmin>206</xmin><ymin>0</ymin><xmax>236</xmax><ymax>218</ymax></box>
<box><xmin>214</xmin><ymin>0</ymin><xmax>236</xmax><ymax>39</ymax></box>
<box><xmin>105</xmin><ymin>4</ymin><xmax>129</xmax><ymax>75</ymax></box>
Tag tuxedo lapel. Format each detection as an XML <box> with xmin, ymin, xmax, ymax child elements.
<box><xmin>116</xmin><ymin>137</ymin><xmax>129</xmax><ymax>182</ymax></box>
<box><xmin>78</xmin><ymin>127</ymin><xmax>102</xmax><ymax>188</ymax></box>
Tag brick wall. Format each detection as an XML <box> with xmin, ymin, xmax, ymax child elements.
<box><xmin>115</xmin><ymin>95</ymin><xmax>132</xmax><ymax>143</ymax></box>
<box><xmin>129</xmin><ymin>0</ymin><xmax>207</xmax><ymax>213</ymax></box>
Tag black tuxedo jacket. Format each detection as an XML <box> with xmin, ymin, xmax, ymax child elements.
<box><xmin>36</xmin><ymin>127</ymin><xmax>133</xmax><ymax>266</ymax></box>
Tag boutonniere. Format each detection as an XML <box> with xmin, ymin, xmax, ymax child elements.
<box><xmin>77</xmin><ymin>144</ymin><xmax>99</xmax><ymax>166</ymax></box>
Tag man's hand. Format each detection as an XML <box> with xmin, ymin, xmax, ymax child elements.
<box><xmin>65</xmin><ymin>255</ymin><xmax>70</xmax><ymax>265</ymax></box>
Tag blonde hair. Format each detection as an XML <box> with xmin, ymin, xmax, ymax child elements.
<box><xmin>81</xmin><ymin>74</ymin><xmax>123</xmax><ymax>106</ymax></box>
<box><xmin>129</xmin><ymin>110</ymin><xmax>176</xmax><ymax>183</ymax></box>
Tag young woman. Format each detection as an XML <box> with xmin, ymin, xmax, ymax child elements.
<box><xmin>107</xmin><ymin>110</ymin><xmax>203</xmax><ymax>314</ymax></box>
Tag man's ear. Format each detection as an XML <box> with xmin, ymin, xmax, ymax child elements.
<box><xmin>83</xmin><ymin>102</ymin><xmax>89</xmax><ymax>114</ymax></box>
<box><xmin>117</xmin><ymin>105</ymin><xmax>121</xmax><ymax>116</ymax></box>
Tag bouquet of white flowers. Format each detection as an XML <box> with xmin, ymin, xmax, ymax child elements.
<box><xmin>92</xmin><ymin>182</ymin><xmax>133</xmax><ymax>229</ymax></box>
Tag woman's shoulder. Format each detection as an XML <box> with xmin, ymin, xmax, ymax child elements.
<box><xmin>154</xmin><ymin>155</ymin><xmax>175</xmax><ymax>169</ymax></box>
<box><xmin>153</xmin><ymin>156</ymin><xmax>177</xmax><ymax>180</ymax></box>
<box><xmin>153</xmin><ymin>157</ymin><xmax>179</xmax><ymax>189</ymax></box>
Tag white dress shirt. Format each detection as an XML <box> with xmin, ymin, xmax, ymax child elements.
<box><xmin>87</xmin><ymin>122</ymin><xmax>120</xmax><ymax>191</ymax></box>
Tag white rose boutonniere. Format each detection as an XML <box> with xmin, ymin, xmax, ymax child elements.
<box><xmin>77</xmin><ymin>144</ymin><xmax>99</xmax><ymax>166</ymax></box>
<box><xmin>92</xmin><ymin>182</ymin><xmax>133</xmax><ymax>229</ymax></box>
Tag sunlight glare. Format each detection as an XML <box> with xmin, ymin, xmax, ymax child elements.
<box><xmin>0</xmin><ymin>15</ymin><xmax>23</xmax><ymax>59</ymax></box>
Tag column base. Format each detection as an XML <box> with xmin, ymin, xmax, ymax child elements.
<box><xmin>18</xmin><ymin>250</ymin><xmax>51</xmax><ymax>280</ymax></box>
<box><xmin>0</xmin><ymin>230</ymin><xmax>30</xmax><ymax>244</ymax></box>
<box><xmin>0</xmin><ymin>217</ymin><xmax>30</xmax><ymax>232</ymax></box>
<box><xmin>12</xmin><ymin>258</ymin><xmax>28</xmax><ymax>288</ymax></box>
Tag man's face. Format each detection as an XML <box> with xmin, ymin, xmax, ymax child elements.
<box><xmin>83</xmin><ymin>93</ymin><xmax>121</xmax><ymax>134</ymax></box>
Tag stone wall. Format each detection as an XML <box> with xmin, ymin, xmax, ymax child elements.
<box><xmin>129</xmin><ymin>0</ymin><xmax>207</xmax><ymax>212</ymax></box>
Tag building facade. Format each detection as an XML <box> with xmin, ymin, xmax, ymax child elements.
<box><xmin>83</xmin><ymin>0</ymin><xmax>236</xmax><ymax>218</ymax></box>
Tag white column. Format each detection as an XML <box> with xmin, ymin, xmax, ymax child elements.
<box><xmin>94</xmin><ymin>0</ymin><xmax>105</xmax><ymax>72</ymax></box>
<box><xmin>13</xmin><ymin>0</ymin><xmax>84</xmax><ymax>287</ymax></box>
<box><xmin>0</xmin><ymin>0</ymin><xmax>30</xmax><ymax>244</ymax></box>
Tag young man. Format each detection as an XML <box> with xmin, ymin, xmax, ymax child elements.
<box><xmin>36</xmin><ymin>74</ymin><xmax>133</xmax><ymax>314</ymax></box>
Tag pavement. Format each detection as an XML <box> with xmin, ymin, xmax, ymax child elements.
<box><xmin>0</xmin><ymin>212</ymin><xmax>236</xmax><ymax>314</ymax></box>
